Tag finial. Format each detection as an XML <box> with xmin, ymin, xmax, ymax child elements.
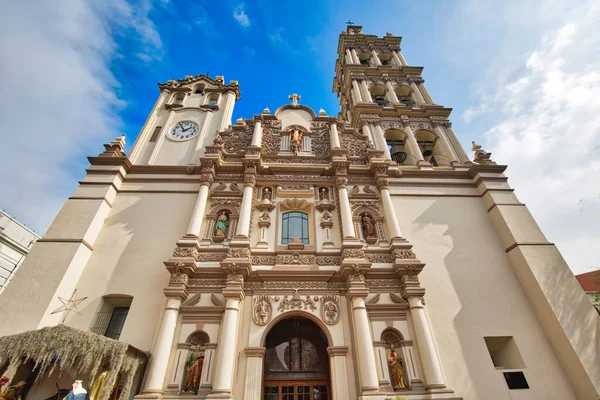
<box><xmin>345</xmin><ymin>19</ymin><xmax>354</xmax><ymax>26</ymax></box>
<box><xmin>288</xmin><ymin>93</ymin><xmax>301</xmax><ymax>106</ymax></box>
<box><xmin>262</xmin><ymin>107</ymin><xmax>271</xmax><ymax>115</ymax></box>
<box><xmin>318</xmin><ymin>108</ymin><xmax>327</xmax><ymax>116</ymax></box>
<box><xmin>471</xmin><ymin>141</ymin><xmax>482</xmax><ymax>152</ymax></box>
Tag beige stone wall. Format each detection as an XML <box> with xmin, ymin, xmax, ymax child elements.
<box><xmin>391</xmin><ymin>194</ymin><xmax>578</xmax><ymax>399</ymax></box>
<box><xmin>64</xmin><ymin>191</ymin><xmax>196</xmax><ymax>351</ymax></box>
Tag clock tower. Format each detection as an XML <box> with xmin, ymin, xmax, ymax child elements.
<box><xmin>129</xmin><ymin>75</ymin><xmax>240</xmax><ymax>166</ymax></box>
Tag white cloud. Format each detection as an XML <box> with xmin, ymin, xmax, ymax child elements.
<box><xmin>269</xmin><ymin>28</ymin><xmax>284</xmax><ymax>44</ymax></box>
<box><xmin>0</xmin><ymin>0</ymin><xmax>161</xmax><ymax>234</ymax></box>
<box><xmin>233</xmin><ymin>4</ymin><xmax>250</xmax><ymax>28</ymax></box>
<box><xmin>468</xmin><ymin>0</ymin><xmax>600</xmax><ymax>274</ymax></box>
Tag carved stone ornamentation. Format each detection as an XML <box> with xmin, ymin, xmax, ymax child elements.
<box><xmin>310</xmin><ymin>124</ymin><xmax>331</xmax><ymax>157</ymax></box>
<box><xmin>278</xmin><ymin>291</ymin><xmax>317</xmax><ymax>312</ymax></box>
<box><xmin>262</xmin><ymin>126</ymin><xmax>281</xmax><ymax>155</ymax></box>
<box><xmin>200</xmin><ymin>173</ymin><xmax>214</xmax><ymax>186</ymax></box>
<box><xmin>336</xmin><ymin>177</ymin><xmax>348</xmax><ymax>190</ymax></box>
<box><xmin>244</xmin><ymin>174</ymin><xmax>257</xmax><ymax>188</ymax></box>
<box><xmin>210</xmin><ymin>198</ymin><xmax>241</xmax><ymax>210</ymax></box>
<box><xmin>173</xmin><ymin>247</ymin><xmax>199</xmax><ymax>259</ymax></box>
<box><xmin>392</xmin><ymin>249</ymin><xmax>416</xmax><ymax>259</ymax></box>
<box><xmin>245</xmin><ymin>281</ymin><xmax>347</xmax><ymax>290</ymax></box>
<box><xmin>315</xmin><ymin>256</ymin><xmax>342</xmax><ymax>266</ymax></box>
<box><xmin>335</xmin><ymin>164</ymin><xmax>348</xmax><ymax>176</ymax></box>
<box><xmin>223</xmin><ymin>129</ymin><xmax>253</xmax><ymax>154</ymax></box>
<box><xmin>227</xmin><ymin>248</ymin><xmax>250</xmax><ymax>259</ymax></box>
<box><xmin>340</xmin><ymin>132</ymin><xmax>368</xmax><ymax>158</ymax></box>
<box><xmin>253</xmin><ymin>295</ymin><xmax>273</xmax><ymax>326</ymax></box>
<box><xmin>376</xmin><ymin>178</ymin><xmax>389</xmax><ymax>191</ymax></box>
<box><xmin>321</xmin><ymin>295</ymin><xmax>340</xmax><ymax>325</ymax></box>
<box><xmin>198</xmin><ymin>252</ymin><xmax>228</xmax><ymax>262</ymax></box>
<box><xmin>279</xmin><ymin>184</ymin><xmax>313</xmax><ymax>191</ymax></box>
<box><xmin>365</xmin><ymin>253</ymin><xmax>395</xmax><ymax>263</ymax></box>
<box><xmin>251</xmin><ymin>256</ymin><xmax>277</xmax><ymax>265</ymax></box>
<box><xmin>276</xmin><ymin>253</ymin><xmax>316</xmax><ymax>265</ymax></box>
<box><xmin>349</xmin><ymin>263</ymin><xmax>365</xmax><ymax>282</ymax></box>
<box><xmin>188</xmin><ymin>278</ymin><xmax>227</xmax><ymax>287</ymax></box>
<box><xmin>258</xmin><ymin>211</ymin><xmax>271</xmax><ymax>228</ymax></box>
<box><xmin>170</xmin><ymin>268</ymin><xmax>188</xmax><ymax>285</ymax></box>
<box><xmin>350</xmin><ymin>200</ymin><xmax>380</xmax><ymax>212</ymax></box>
<box><xmin>342</xmin><ymin>248</ymin><xmax>365</xmax><ymax>258</ymax></box>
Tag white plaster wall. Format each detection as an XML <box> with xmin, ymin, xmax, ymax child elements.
<box><xmin>65</xmin><ymin>192</ymin><xmax>196</xmax><ymax>351</ymax></box>
<box><xmin>392</xmin><ymin>195</ymin><xmax>577</xmax><ymax>399</ymax></box>
<box><xmin>278</xmin><ymin>109</ymin><xmax>312</xmax><ymax>131</ymax></box>
<box><xmin>154</xmin><ymin>112</ymin><xmax>208</xmax><ymax>166</ymax></box>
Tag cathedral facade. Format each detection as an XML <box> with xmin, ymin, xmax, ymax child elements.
<box><xmin>0</xmin><ymin>26</ymin><xmax>598</xmax><ymax>400</ymax></box>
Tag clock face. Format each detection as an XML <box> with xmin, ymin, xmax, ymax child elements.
<box><xmin>170</xmin><ymin>121</ymin><xmax>199</xmax><ymax>141</ymax></box>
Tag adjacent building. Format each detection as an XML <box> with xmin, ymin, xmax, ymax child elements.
<box><xmin>0</xmin><ymin>209</ymin><xmax>39</xmax><ymax>294</ymax></box>
<box><xmin>576</xmin><ymin>271</ymin><xmax>600</xmax><ymax>313</ymax></box>
<box><xmin>0</xmin><ymin>25</ymin><xmax>598</xmax><ymax>400</ymax></box>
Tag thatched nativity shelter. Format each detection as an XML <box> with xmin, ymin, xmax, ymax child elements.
<box><xmin>0</xmin><ymin>325</ymin><xmax>147</xmax><ymax>400</ymax></box>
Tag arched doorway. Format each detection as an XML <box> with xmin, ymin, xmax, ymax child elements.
<box><xmin>263</xmin><ymin>317</ymin><xmax>330</xmax><ymax>399</ymax></box>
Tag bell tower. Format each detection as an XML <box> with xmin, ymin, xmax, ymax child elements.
<box><xmin>333</xmin><ymin>25</ymin><xmax>470</xmax><ymax>167</ymax></box>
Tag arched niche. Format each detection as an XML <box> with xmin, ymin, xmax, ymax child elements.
<box><xmin>186</xmin><ymin>330</ymin><xmax>210</xmax><ymax>346</ymax></box>
<box><xmin>280</xmin><ymin>124</ymin><xmax>312</xmax><ymax>153</ymax></box>
<box><xmin>204</xmin><ymin>204</ymin><xmax>240</xmax><ymax>242</ymax></box>
<box><xmin>352</xmin><ymin>205</ymin><xmax>386</xmax><ymax>243</ymax></box>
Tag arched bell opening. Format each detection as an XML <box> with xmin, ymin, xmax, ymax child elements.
<box><xmin>263</xmin><ymin>317</ymin><xmax>331</xmax><ymax>400</ymax></box>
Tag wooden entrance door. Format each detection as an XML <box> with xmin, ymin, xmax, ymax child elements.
<box><xmin>262</xmin><ymin>318</ymin><xmax>331</xmax><ymax>400</ymax></box>
<box><xmin>263</xmin><ymin>379</ymin><xmax>330</xmax><ymax>400</ymax></box>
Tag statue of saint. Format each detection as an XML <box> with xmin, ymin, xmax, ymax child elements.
<box><xmin>64</xmin><ymin>381</ymin><xmax>90</xmax><ymax>400</ymax></box>
<box><xmin>387</xmin><ymin>344</ymin><xmax>407</xmax><ymax>389</ymax></box>
<box><xmin>319</xmin><ymin>187</ymin><xmax>329</xmax><ymax>201</ymax></box>
<box><xmin>0</xmin><ymin>381</ymin><xmax>25</xmax><ymax>400</ymax></box>
<box><xmin>361</xmin><ymin>213</ymin><xmax>376</xmax><ymax>238</ymax></box>
<box><xmin>290</xmin><ymin>128</ymin><xmax>303</xmax><ymax>144</ymax></box>
<box><xmin>262</xmin><ymin>187</ymin><xmax>272</xmax><ymax>201</ymax></box>
<box><xmin>182</xmin><ymin>345</ymin><xmax>205</xmax><ymax>394</ymax></box>
<box><xmin>214</xmin><ymin>211</ymin><xmax>229</xmax><ymax>237</ymax></box>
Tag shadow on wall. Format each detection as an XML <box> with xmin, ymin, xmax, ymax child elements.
<box><xmin>407</xmin><ymin>196</ymin><xmax>578</xmax><ymax>399</ymax></box>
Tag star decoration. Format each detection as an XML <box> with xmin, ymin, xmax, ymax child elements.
<box><xmin>51</xmin><ymin>289</ymin><xmax>87</xmax><ymax>323</ymax></box>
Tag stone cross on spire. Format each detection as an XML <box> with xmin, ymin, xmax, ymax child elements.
<box><xmin>288</xmin><ymin>93</ymin><xmax>301</xmax><ymax>106</ymax></box>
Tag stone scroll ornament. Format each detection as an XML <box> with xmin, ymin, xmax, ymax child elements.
<box><xmin>321</xmin><ymin>295</ymin><xmax>340</xmax><ymax>325</ymax></box>
<box><xmin>253</xmin><ymin>295</ymin><xmax>273</xmax><ymax>326</ymax></box>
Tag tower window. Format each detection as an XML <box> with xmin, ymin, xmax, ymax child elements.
<box><xmin>194</xmin><ymin>84</ymin><xmax>205</xmax><ymax>94</ymax></box>
<box><xmin>208</xmin><ymin>93</ymin><xmax>219</xmax><ymax>106</ymax></box>
<box><xmin>282</xmin><ymin>212</ymin><xmax>309</xmax><ymax>244</ymax></box>
<box><xmin>172</xmin><ymin>93</ymin><xmax>185</xmax><ymax>105</ymax></box>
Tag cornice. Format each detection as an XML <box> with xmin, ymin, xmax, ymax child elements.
<box><xmin>158</xmin><ymin>74</ymin><xmax>241</xmax><ymax>100</ymax></box>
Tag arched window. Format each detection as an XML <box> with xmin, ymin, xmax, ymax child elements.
<box><xmin>282</xmin><ymin>211</ymin><xmax>309</xmax><ymax>244</ymax></box>
<box><xmin>172</xmin><ymin>93</ymin><xmax>185</xmax><ymax>105</ymax></box>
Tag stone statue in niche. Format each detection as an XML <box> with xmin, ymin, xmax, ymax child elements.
<box><xmin>388</xmin><ymin>344</ymin><xmax>407</xmax><ymax>390</ymax></box>
<box><xmin>214</xmin><ymin>211</ymin><xmax>229</xmax><ymax>238</ymax></box>
<box><xmin>319</xmin><ymin>187</ymin><xmax>329</xmax><ymax>201</ymax></box>
<box><xmin>361</xmin><ymin>213</ymin><xmax>376</xmax><ymax>239</ymax></box>
<box><xmin>289</xmin><ymin>127</ymin><xmax>303</xmax><ymax>152</ymax></box>
<box><xmin>182</xmin><ymin>345</ymin><xmax>205</xmax><ymax>394</ymax></box>
<box><xmin>262</xmin><ymin>187</ymin><xmax>272</xmax><ymax>201</ymax></box>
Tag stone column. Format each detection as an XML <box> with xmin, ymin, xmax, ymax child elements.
<box><xmin>392</xmin><ymin>50</ymin><xmax>404</xmax><ymax>67</ymax></box>
<box><xmin>218</xmin><ymin>91</ymin><xmax>236</xmax><ymax>132</ymax></box>
<box><xmin>433</xmin><ymin>124</ymin><xmax>459</xmax><ymax>163</ymax></box>
<box><xmin>209</xmin><ymin>276</ymin><xmax>244</xmax><ymax>398</ymax></box>
<box><xmin>348</xmin><ymin>286</ymin><xmax>379</xmax><ymax>393</ymax></box>
<box><xmin>371</xmin><ymin>50</ymin><xmax>382</xmax><ymax>66</ymax></box>
<box><xmin>329</xmin><ymin>121</ymin><xmax>341</xmax><ymax>149</ymax></box>
<box><xmin>374</xmin><ymin>124</ymin><xmax>392</xmax><ymax>160</ymax></box>
<box><xmin>327</xmin><ymin>347</ymin><xmax>350</xmax><ymax>400</ymax></box>
<box><xmin>444</xmin><ymin>125</ymin><xmax>470</xmax><ymax>163</ymax></box>
<box><xmin>243</xmin><ymin>347</ymin><xmax>265</xmax><ymax>400</ymax></box>
<box><xmin>235</xmin><ymin>173</ymin><xmax>255</xmax><ymax>238</ymax></box>
<box><xmin>250</xmin><ymin>120</ymin><xmax>262</xmax><ymax>147</ymax></box>
<box><xmin>419</xmin><ymin>83</ymin><xmax>435</xmax><ymax>104</ymax></box>
<box><xmin>361</xmin><ymin>124</ymin><xmax>375</xmax><ymax>148</ymax></box>
<box><xmin>378</xmin><ymin>182</ymin><xmax>403</xmax><ymax>239</ymax></box>
<box><xmin>397</xmin><ymin>51</ymin><xmax>408</xmax><ymax>66</ymax></box>
<box><xmin>351</xmin><ymin>49</ymin><xmax>360</xmax><ymax>64</ymax></box>
<box><xmin>385</xmin><ymin>80</ymin><xmax>400</xmax><ymax>104</ymax></box>
<box><xmin>142</xmin><ymin>297</ymin><xmax>182</xmax><ymax>394</ymax></box>
<box><xmin>352</xmin><ymin>80</ymin><xmax>364</xmax><ymax>103</ymax></box>
<box><xmin>408</xmin><ymin>297</ymin><xmax>446</xmax><ymax>389</ymax></box>
<box><xmin>345</xmin><ymin>49</ymin><xmax>355</xmax><ymax>64</ymax></box>
<box><xmin>336</xmin><ymin>177</ymin><xmax>356</xmax><ymax>239</ymax></box>
<box><xmin>200</xmin><ymin>343</ymin><xmax>217</xmax><ymax>388</ymax></box>
<box><xmin>402</xmin><ymin>123</ymin><xmax>424</xmax><ymax>163</ymax></box>
<box><xmin>186</xmin><ymin>175</ymin><xmax>212</xmax><ymax>237</ymax></box>
<box><xmin>410</xmin><ymin>82</ymin><xmax>426</xmax><ymax>105</ymax></box>
<box><xmin>360</xmin><ymin>80</ymin><xmax>373</xmax><ymax>103</ymax></box>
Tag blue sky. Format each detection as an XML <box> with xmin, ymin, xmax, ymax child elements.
<box><xmin>1</xmin><ymin>0</ymin><xmax>599</xmax><ymax>274</ymax></box>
